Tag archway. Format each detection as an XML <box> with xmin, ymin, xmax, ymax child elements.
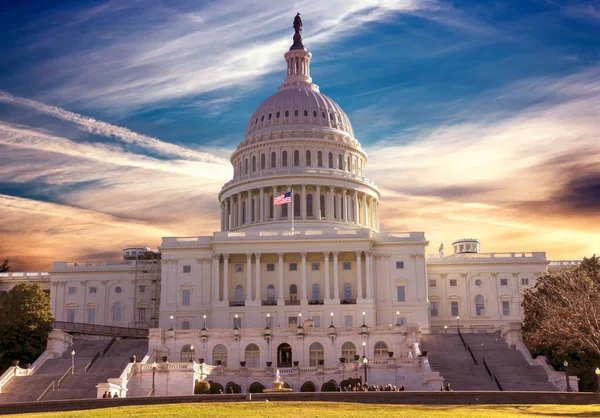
<box><xmin>277</xmin><ymin>343</ymin><xmax>292</xmax><ymax>367</ymax></box>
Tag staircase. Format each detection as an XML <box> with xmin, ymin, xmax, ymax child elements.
<box><xmin>462</xmin><ymin>333</ymin><xmax>557</xmax><ymax>391</ymax></box>
<box><xmin>420</xmin><ymin>334</ymin><xmax>498</xmax><ymax>391</ymax></box>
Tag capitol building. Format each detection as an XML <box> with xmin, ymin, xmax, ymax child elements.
<box><xmin>0</xmin><ymin>16</ymin><xmax>578</xmax><ymax>397</ymax></box>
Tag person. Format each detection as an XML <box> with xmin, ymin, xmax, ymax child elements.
<box><xmin>400</xmin><ymin>384</ymin><xmax>406</xmax><ymax>391</ymax></box>
<box><xmin>107</xmin><ymin>392</ymin><xmax>112</xmax><ymax>398</ymax></box>
<box><xmin>102</xmin><ymin>391</ymin><xmax>108</xmax><ymax>398</ymax></box>
<box><xmin>445</xmin><ymin>383</ymin><xmax>452</xmax><ymax>392</ymax></box>
<box><xmin>113</xmin><ymin>393</ymin><xmax>119</xmax><ymax>398</ymax></box>
<box><xmin>218</xmin><ymin>388</ymin><xmax>224</xmax><ymax>394</ymax></box>
<box><xmin>440</xmin><ymin>385</ymin><xmax>444</xmax><ymax>391</ymax></box>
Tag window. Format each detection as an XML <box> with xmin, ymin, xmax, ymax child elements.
<box><xmin>271</xmin><ymin>152</ymin><xmax>276</xmax><ymax>168</ymax></box>
<box><xmin>268</xmin><ymin>113</ymin><xmax>272</xmax><ymax>120</ymax></box>
<box><xmin>289</xmin><ymin>263</ymin><xmax>297</xmax><ymax>271</ymax></box>
<box><xmin>312</xmin><ymin>316</ymin><xmax>321</xmax><ymax>328</ymax></box>
<box><xmin>344</xmin><ymin>316</ymin><xmax>353</xmax><ymax>327</ymax></box>
<box><xmin>397</xmin><ymin>286</ymin><xmax>406</xmax><ymax>302</ymax></box>
<box><xmin>374</xmin><ymin>342</ymin><xmax>389</xmax><ymax>358</ymax></box>
<box><xmin>313</xmin><ymin>110</ymin><xmax>317</xmax><ymax>117</ymax></box>
<box><xmin>311</xmin><ymin>262</ymin><xmax>320</xmax><ymax>271</ymax></box>
<box><xmin>312</xmin><ymin>284</ymin><xmax>320</xmax><ymax>302</ymax></box>
<box><xmin>309</xmin><ymin>342</ymin><xmax>324</xmax><ymax>366</ymax></box>
<box><xmin>115</xmin><ymin>286</ymin><xmax>122</xmax><ymax>294</ymax></box>
<box><xmin>288</xmin><ymin>316</ymin><xmax>298</xmax><ymax>328</ymax></box>
<box><xmin>282</xmin><ymin>151</ymin><xmax>288</xmax><ymax>167</ymax></box>
<box><xmin>328</xmin><ymin>152</ymin><xmax>333</xmax><ymax>168</ymax></box>
<box><xmin>235</xmin><ymin>264</ymin><xmax>243</xmax><ymax>272</ymax></box>
<box><xmin>341</xmin><ymin>342</ymin><xmax>356</xmax><ymax>361</ymax></box>
<box><xmin>502</xmin><ymin>301</ymin><xmax>510</xmax><ymax>316</ymax></box>
<box><xmin>67</xmin><ymin>309</ymin><xmax>76</xmax><ymax>322</ymax></box>
<box><xmin>343</xmin><ymin>262</ymin><xmax>351</xmax><ymax>270</ymax></box>
<box><xmin>521</xmin><ymin>278</ymin><xmax>530</xmax><ymax>286</ymax></box>
<box><xmin>244</xmin><ymin>158</ymin><xmax>248</xmax><ymax>174</ymax></box>
<box><xmin>294</xmin><ymin>109</ymin><xmax>299</xmax><ymax>117</ymax></box>
<box><xmin>451</xmin><ymin>301</ymin><xmax>459</xmax><ymax>317</ymax></box>
<box><xmin>112</xmin><ymin>302</ymin><xmax>122</xmax><ymax>323</ymax></box>
<box><xmin>68</xmin><ymin>287</ymin><xmax>77</xmax><ymax>294</ymax></box>
<box><xmin>475</xmin><ymin>279</ymin><xmax>482</xmax><ymax>286</ymax></box>
<box><xmin>181</xmin><ymin>345</ymin><xmax>194</xmax><ymax>361</ymax></box>
<box><xmin>396</xmin><ymin>261</ymin><xmax>404</xmax><ymax>269</ymax></box>
<box><xmin>338</xmin><ymin>154</ymin><xmax>343</xmax><ymax>169</ymax></box>
<box><xmin>139</xmin><ymin>285</ymin><xmax>146</xmax><ymax>293</ymax></box>
<box><xmin>89</xmin><ymin>286</ymin><xmax>97</xmax><ymax>294</ymax></box>
<box><xmin>475</xmin><ymin>295</ymin><xmax>485</xmax><ymax>316</ymax></box>
<box><xmin>317</xmin><ymin>151</ymin><xmax>323</xmax><ymax>166</ymax></box>
<box><xmin>430</xmin><ymin>301</ymin><xmax>439</xmax><ymax>317</ymax></box>
<box><xmin>500</xmin><ymin>278</ymin><xmax>508</xmax><ymax>286</ymax></box>
<box><xmin>282</xmin><ymin>204</ymin><xmax>288</xmax><ymax>218</ymax></box>
<box><xmin>429</xmin><ymin>280</ymin><xmax>437</xmax><ymax>287</ymax></box>
<box><xmin>306</xmin><ymin>150</ymin><xmax>311</xmax><ymax>166</ymax></box>
<box><xmin>267</xmin><ymin>285</ymin><xmax>275</xmax><ymax>302</ymax></box>
<box><xmin>235</xmin><ymin>285</ymin><xmax>244</xmax><ymax>304</ymax></box>
<box><xmin>182</xmin><ymin>289</ymin><xmax>191</xmax><ymax>306</ymax></box>
<box><xmin>213</xmin><ymin>345</ymin><xmax>228</xmax><ymax>366</ymax></box>
<box><xmin>397</xmin><ymin>317</ymin><xmax>407</xmax><ymax>326</ymax></box>
<box><xmin>304</xmin><ymin>109</ymin><xmax>308</xmax><ymax>117</ymax></box>
<box><xmin>266</xmin><ymin>315</ymin><xmax>273</xmax><ymax>328</ymax></box>
<box><xmin>252</xmin><ymin>155</ymin><xmax>256</xmax><ymax>171</ymax></box>
<box><xmin>88</xmin><ymin>308</ymin><xmax>96</xmax><ymax>323</ymax></box>
<box><xmin>289</xmin><ymin>284</ymin><xmax>298</xmax><ymax>301</ymax></box>
<box><xmin>138</xmin><ymin>308</ymin><xmax>146</xmax><ymax>323</ymax></box>
<box><xmin>322</xmin><ymin>111</ymin><xmax>326</xmax><ymax>118</ymax></box>
<box><xmin>266</xmin><ymin>263</ymin><xmax>275</xmax><ymax>272</ymax></box>
<box><xmin>182</xmin><ymin>321</ymin><xmax>191</xmax><ymax>330</ymax></box>
<box><xmin>320</xmin><ymin>194</ymin><xmax>325</xmax><ymax>218</ymax></box>
<box><xmin>343</xmin><ymin>283</ymin><xmax>352</xmax><ymax>300</ymax></box>
<box><xmin>306</xmin><ymin>193</ymin><xmax>313</xmax><ymax>217</ymax></box>
<box><xmin>449</xmin><ymin>279</ymin><xmax>457</xmax><ymax>287</ymax></box>
<box><xmin>183</xmin><ymin>265</ymin><xmax>191</xmax><ymax>273</ymax></box>
<box><xmin>233</xmin><ymin>316</ymin><xmax>242</xmax><ymax>328</ymax></box>
<box><xmin>276</xmin><ymin>111</ymin><xmax>280</xmax><ymax>119</ymax></box>
<box><xmin>294</xmin><ymin>193</ymin><xmax>300</xmax><ymax>217</ymax></box>
<box><xmin>285</xmin><ymin>110</ymin><xmax>289</xmax><ymax>118</ymax></box>
<box><xmin>261</xmin><ymin>153</ymin><xmax>266</xmax><ymax>169</ymax></box>
<box><xmin>293</xmin><ymin>150</ymin><xmax>300</xmax><ymax>166</ymax></box>
<box><xmin>245</xmin><ymin>344</ymin><xmax>260</xmax><ymax>368</ymax></box>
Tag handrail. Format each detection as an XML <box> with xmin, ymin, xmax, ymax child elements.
<box><xmin>482</xmin><ymin>357</ymin><xmax>503</xmax><ymax>391</ymax></box>
<box><xmin>85</xmin><ymin>351</ymin><xmax>101</xmax><ymax>373</ymax></box>
<box><xmin>37</xmin><ymin>381</ymin><xmax>55</xmax><ymax>401</ymax></box>
<box><xmin>103</xmin><ymin>337</ymin><xmax>117</xmax><ymax>356</ymax></box>
<box><xmin>53</xmin><ymin>321</ymin><xmax>148</xmax><ymax>338</ymax></box>
<box><xmin>458</xmin><ymin>329</ymin><xmax>478</xmax><ymax>365</ymax></box>
<box><xmin>147</xmin><ymin>388</ymin><xmax>154</xmax><ymax>397</ymax></box>
<box><xmin>57</xmin><ymin>366</ymin><xmax>72</xmax><ymax>389</ymax></box>
<box><xmin>0</xmin><ymin>366</ymin><xmax>17</xmax><ymax>393</ymax></box>
<box><xmin>466</xmin><ymin>344</ymin><xmax>478</xmax><ymax>365</ymax></box>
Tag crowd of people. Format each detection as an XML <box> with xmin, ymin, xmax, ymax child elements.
<box><xmin>101</xmin><ymin>391</ymin><xmax>119</xmax><ymax>398</ymax></box>
<box><xmin>339</xmin><ymin>383</ymin><xmax>407</xmax><ymax>391</ymax></box>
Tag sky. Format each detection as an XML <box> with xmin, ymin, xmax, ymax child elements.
<box><xmin>0</xmin><ymin>0</ymin><xmax>599</xmax><ymax>271</ymax></box>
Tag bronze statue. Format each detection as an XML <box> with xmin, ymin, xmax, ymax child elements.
<box><xmin>293</xmin><ymin>13</ymin><xmax>302</xmax><ymax>34</ymax></box>
<box><xmin>290</xmin><ymin>13</ymin><xmax>305</xmax><ymax>50</ymax></box>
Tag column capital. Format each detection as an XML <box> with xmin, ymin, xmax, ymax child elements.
<box><xmin>254</xmin><ymin>253</ymin><xmax>262</xmax><ymax>259</ymax></box>
<box><xmin>246</xmin><ymin>253</ymin><xmax>253</xmax><ymax>259</ymax></box>
<box><xmin>365</xmin><ymin>250</ymin><xmax>373</xmax><ymax>257</ymax></box>
<box><xmin>213</xmin><ymin>254</ymin><xmax>220</xmax><ymax>260</ymax></box>
<box><xmin>355</xmin><ymin>251</ymin><xmax>363</xmax><ymax>257</ymax></box>
<box><xmin>490</xmin><ymin>272</ymin><xmax>498</xmax><ymax>278</ymax></box>
<box><xmin>222</xmin><ymin>254</ymin><xmax>230</xmax><ymax>260</ymax></box>
<box><xmin>323</xmin><ymin>251</ymin><xmax>331</xmax><ymax>258</ymax></box>
<box><xmin>511</xmin><ymin>272</ymin><xmax>520</xmax><ymax>278</ymax></box>
<box><xmin>439</xmin><ymin>273</ymin><xmax>447</xmax><ymax>279</ymax></box>
<box><xmin>277</xmin><ymin>252</ymin><xmax>285</xmax><ymax>258</ymax></box>
<box><xmin>300</xmin><ymin>252</ymin><xmax>307</xmax><ymax>258</ymax></box>
<box><xmin>332</xmin><ymin>251</ymin><xmax>339</xmax><ymax>257</ymax></box>
<box><xmin>461</xmin><ymin>273</ymin><xmax>468</xmax><ymax>278</ymax></box>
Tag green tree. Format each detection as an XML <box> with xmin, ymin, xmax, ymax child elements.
<box><xmin>0</xmin><ymin>284</ymin><xmax>54</xmax><ymax>371</ymax></box>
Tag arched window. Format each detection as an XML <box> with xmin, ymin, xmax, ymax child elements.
<box><xmin>282</xmin><ymin>151</ymin><xmax>288</xmax><ymax>167</ymax></box>
<box><xmin>374</xmin><ymin>342</ymin><xmax>389</xmax><ymax>358</ymax></box>
<box><xmin>252</xmin><ymin>156</ymin><xmax>256</xmax><ymax>172</ymax></box>
<box><xmin>309</xmin><ymin>342</ymin><xmax>324</xmax><ymax>366</ymax></box>
<box><xmin>338</xmin><ymin>154</ymin><xmax>343</xmax><ymax>169</ymax></box>
<box><xmin>294</xmin><ymin>109</ymin><xmax>299</xmax><ymax>117</ymax></box>
<box><xmin>242</xmin><ymin>201</ymin><xmax>246</xmax><ymax>224</ymax></box>
<box><xmin>271</xmin><ymin>152</ymin><xmax>276</xmax><ymax>168</ymax></box>
<box><xmin>244</xmin><ymin>158</ymin><xmax>248</xmax><ymax>174</ymax></box>
<box><xmin>304</xmin><ymin>109</ymin><xmax>308</xmax><ymax>117</ymax></box>
<box><xmin>341</xmin><ymin>342</ymin><xmax>356</xmax><ymax>362</ymax></box>
<box><xmin>269</xmin><ymin>195</ymin><xmax>274</xmax><ymax>219</ymax></box>
<box><xmin>294</xmin><ymin>193</ymin><xmax>300</xmax><ymax>217</ymax></box>
<box><xmin>312</xmin><ymin>284</ymin><xmax>320</xmax><ymax>302</ymax></box>
<box><xmin>320</xmin><ymin>194</ymin><xmax>325</xmax><ymax>218</ymax></box>
<box><xmin>347</xmin><ymin>155</ymin><xmax>351</xmax><ymax>172</ymax></box>
<box><xmin>343</xmin><ymin>283</ymin><xmax>352</xmax><ymax>301</ymax></box>
<box><xmin>181</xmin><ymin>344</ymin><xmax>194</xmax><ymax>362</ymax></box>
<box><xmin>349</xmin><ymin>199</ymin><xmax>354</xmax><ymax>222</ymax></box>
<box><xmin>313</xmin><ymin>110</ymin><xmax>317</xmax><ymax>118</ymax></box>
<box><xmin>213</xmin><ymin>344</ymin><xmax>228</xmax><ymax>366</ymax></box>
<box><xmin>290</xmin><ymin>284</ymin><xmax>298</xmax><ymax>301</ymax></box>
<box><xmin>282</xmin><ymin>204</ymin><xmax>288</xmax><ymax>218</ymax></box>
<box><xmin>475</xmin><ymin>295</ymin><xmax>485</xmax><ymax>316</ymax></box>
<box><xmin>245</xmin><ymin>343</ymin><xmax>260</xmax><ymax>368</ymax></box>
<box><xmin>317</xmin><ymin>151</ymin><xmax>323</xmax><ymax>167</ymax></box>
<box><xmin>306</xmin><ymin>150</ymin><xmax>311</xmax><ymax>166</ymax></box>
<box><xmin>285</xmin><ymin>110</ymin><xmax>289</xmax><ymax>118</ymax></box>
<box><xmin>251</xmin><ymin>198</ymin><xmax>255</xmax><ymax>222</ymax></box>
<box><xmin>306</xmin><ymin>193</ymin><xmax>313</xmax><ymax>217</ymax></box>
<box><xmin>333</xmin><ymin>197</ymin><xmax>337</xmax><ymax>219</ymax></box>
<box><xmin>293</xmin><ymin>150</ymin><xmax>300</xmax><ymax>166</ymax></box>
<box><xmin>267</xmin><ymin>285</ymin><xmax>275</xmax><ymax>302</ymax></box>
<box><xmin>261</xmin><ymin>154</ymin><xmax>266</xmax><ymax>170</ymax></box>
<box><xmin>235</xmin><ymin>285</ymin><xmax>244</xmax><ymax>304</ymax></box>
<box><xmin>328</xmin><ymin>152</ymin><xmax>333</xmax><ymax>168</ymax></box>
<box><xmin>112</xmin><ymin>302</ymin><xmax>122</xmax><ymax>323</ymax></box>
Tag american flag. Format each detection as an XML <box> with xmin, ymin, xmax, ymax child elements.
<box><xmin>273</xmin><ymin>191</ymin><xmax>291</xmax><ymax>206</ymax></box>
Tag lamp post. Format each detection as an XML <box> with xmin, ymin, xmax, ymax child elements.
<box><xmin>234</xmin><ymin>314</ymin><xmax>240</xmax><ymax>329</ymax></box>
<box><xmin>362</xmin><ymin>311</ymin><xmax>366</xmax><ymax>326</ymax></box>
<box><xmin>190</xmin><ymin>345</ymin><xmax>195</xmax><ymax>362</ymax></box>
<box><xmin>169</xmin><ymin>315</ymin><xmax>174</xmax><ymax>331</ymax></box>
<box><xmin>297</xmin><ymin>313</ymin><xmax>302</xmax><ymax>328</ymax></box>
<box><xmin>266</xmin><ymin>313</ymin><xmax>271</xmax><ymax>329</ymax></box>
<box><xmin>563</xmin><ymin>361</ymin><xmax>571</xmax><ymax>392</ymax></box>
<box><xmin>456</xmin><ymin>316</ymin><xmax>460</xmax><ymax>331</ymax></box>
<box><xmin>444</xmin><ymin>325</ymin><xmax>448</xmax><ymax>335</ymax></box>
<box><xmin>152</xmin><ymin>361</ymin><xmax>157</xmax><ymax>396</ymax></box>
<box><xmin>202</xmin><ymin>314</ymin><xmax>207</xmax><ymax>330</ymax></box>
<box><xmin>330</xmin><ymin>312</ymin><xmax>334</xmax><ymax>327</ymax></box>
<box><xmin>595</xmin><ymin>367</ymin><xmax>600</xmax><ymax>393</ymax></box>
<box><xmin>362</xmin><ymin>357</ymin><xmax>368</xmax><ymax>385</ymax></box>
<box><xmin>71</xmin><ymin>350</ymin><xmax>75</xmax><ymax>374</ymax></box>
<box><xmin>395</xmin><ymin>311</ymin><xmax>400</xmax><ymax>326</ymax></box>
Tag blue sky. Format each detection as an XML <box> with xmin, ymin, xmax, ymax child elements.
<box><xmin>0</xmin><ymin>0</ymin><xmax>599</xmax><ymax>270</ymax></box>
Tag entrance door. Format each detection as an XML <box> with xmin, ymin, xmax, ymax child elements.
<box><xmin>277</xmin><ymin>343</ymin><xmax>292</xmax><ymax>368</ymax></box>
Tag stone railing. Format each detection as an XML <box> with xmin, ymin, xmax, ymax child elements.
<box><xmin>212</xmin><ymin>228</ymin><xmax>373</xmax><ymax>242</ymax></box>
<box><xmin>0</xmin><ymin>272</ymin><xmax>49</xmax><ymax>280</ymax></box>
<box><xmin>0</xmin><ymin>367</ymin><xmax>16</xmax><ymax>393</ymax></box>
<box><xmin>427</xmin><ymin>252</ymin><xmax>546</xmax><ymax>262</ymax></box>
<box><xmin>52</xmin><ymin>260</ymin><xmax>159</xmax><ymax>271</ymax></box>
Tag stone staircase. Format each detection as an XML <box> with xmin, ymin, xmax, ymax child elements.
<box><xmin>462</xmin><ymin>333</ymin><xmax>557</xmax><ymax>391</ymax></box>
<box><xmin>420</xmin><ymin>334</ymin><xmax>498</xmax><ymax>391</ymax></box>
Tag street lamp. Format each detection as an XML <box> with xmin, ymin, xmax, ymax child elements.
<box><xmin>152</xmin><ymin>361</ymin><xmax>157</xmax><ymax>396</ymax></box>
<box><xmin>456</xmin><ymin>316</ymin><xmax>460</xmax><ymax>331</ymax></box>
<box><xmin>362</xmin><ymin>341</ymin><xmax>366</xmax><ymax>357</ymax></box>
<box><xmin>169</xmin><ymin>315</ymin><xmax>174</xmax><ymax>331</ymax></box>
<box><xmin>330</xmin><ymin>312</ymin><xmax>334</xmax><ymax>327</ymax></box>
<box><xmin>190</xmin><ymin>345</ymin><xmax>195</xmax><ymax>362</ymax></box>
<box><xmin>595</xmin><ymin>367</ymin><xmax>600</xmax><ymax>393</ymax></box>
<box><xmin>563</xmin><ymin>361</ymin><xmax>571</xmax><ymax>392</ymax></box>
<box><xmin>395</xmin><ymin>311</ymin><xmax>400</xmax><ymax>326</ymax></box>
<box><xmin>71</xmin><ymin>350</ymin><xmax>75</xmax><ymax>374</ymax></box>
<box><xmin>202</xmin><ymin>314</ymin><xmax>207</xmax><ymax>330</ymax></box>
<box><xmin>362</xmin><ymin>357</ymin><xmax>368</xmax><ymax>385</ymax></box>
<box><xmin>234</xmin><ymin>314</ymin><xmax>240</xmax><ymax>329</ymax></box>
<box><xmin>444</xmin><ymin>325</ymin><xmax>448</xmax><ymax>335</ymax></box>
<box><xmin>362</xmin><ymin>311</ymin><xmax>366</xmax><ymax>326</ymax></box>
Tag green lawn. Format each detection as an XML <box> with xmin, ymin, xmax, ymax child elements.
<box><xmin>10</xmin><ymin>402</ymin><xmax>600</xmax><ymax>418</ymax></box>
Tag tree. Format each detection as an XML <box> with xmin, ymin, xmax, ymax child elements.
<box><xmin>0</xmin><ymin>284</ymin><xmax>54</xmax><ymax>371</ymax></box>
<box><xmin>0</xmin><ymin>247</ymin><xmax>9</xmax><ymax>272</ymax></box>
<box><xmin>194</xmin><ymin>380</ymin><xmax>210</xmax><ymax>394</ymax></box>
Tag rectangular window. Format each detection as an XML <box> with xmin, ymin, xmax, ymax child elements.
<box><xmin>396</xmin><ymin>261</ymin><xmax>404</xmax><ymax>269</ymax></box>
<box><xmin>289</xmin><ymin>263</ymin><xmax>297</xmax><ymax>271</ymax></box>
<box><xmin>430</xmin><ymin>301</ymin><xmax>439</xmax><ymax>317</ymax></box>
<box><xmin>521</xmin><ymin>278</ymin><xmax>529</xmax><ymax>286</ymax></box>
<box><xmin>266</xmin><ymin>263</ymin><xmax>275</xmax><ymax>272</ymax></box>
<box><xmin>87</xmin><ymin>308</ymin><xmax>95</xmax><ymax>323</ymax></box>
<box><xmin>429</xmin><ymin>280</ymin><xmax>436</xmax><ymax>287</ymax></box>
<box><xmin>138</xmin><ymin>308</ymin><xmax>146</xmax><ymax>323</ymax></box>
<box><xmin>344</xmin><ymin>315</ymin><xmax>353</xmax><ymax>327</ymax></box>
<box><xmin>67</xmin><ymin>309</ymin><xmax>76</xmax><ymax>322</ymax></box>
<box><xmin>397</xmin><ymin>286</ymin><xmax>406</xmax><ymax>302</ymax></box>
<box><xmin>288</xmin><ymin>316</ymin><xmax>297</xmax><ymax>328</ymax></box>
<box><xmin>500</xmin><ymin>278</ymin><xmax>508</xmax><ymax>286</ymax></box>
<box><xmin>266</xmin><ymin>316</ymin><xmax>273</xmax><ymax>328</ymax></box>
<box><xmin>502</xmin><ymin>301</ymin><xmax>510</xmax><ymax>316</ymax></box>
<box><xmin>397</xmin><ymin>317</ymin><xmax>407</xmax><ymax>326</ymax></box>
<box><xmin>182</xmin><ymin>289</ymin><xmax>191</xmax><ymax>306</ymax></box>
<box><xmin>312</xmin><ymin>316</ymin><xmax>321</xmax><ymax>328</ymax></box>
<box><xmin>451</xmin><ymin>301</ymin><xmax>459</xmax><ymax>317</ymax></box>
<box><xmin>449</xmin><ymin>279</ymin><xmax>457</xmax><ymax>287</ymax></box>
<box><xmin>343</xmin><ymin>262</ymin><xmax>351</xmax><ymax>270</ymax></box>
<box><xmin>312</xmin><ymin>263</ymin><xmax>320</xmax><ymax>271</ymax></box>
<box><xmin>235</xmin><ymin>264</ymin><xmax>243</xmax><ymax>272</ymax></box>
<box><xmin>139</xmin><ymin>285</ymin><xmax>146</xmax><ymax>293</ymax></box>
<box><xmin>182</xmin><ymin>321</ymin><xmax>191</xmax><ymax>330</ymax></box>
<box><xmin>89</xmin><ymin>286</ymin><xmax>97</xmax><ymax>294</ymax></box>
<box><xmin>183</xmin><ymin>265</ymin><xmax>191</xmax><ymax>273</ymax></box>
<box><xmin>68</xmin><ymin>287</ymin><xmax>77</xmax><ymax>295</ymax></box>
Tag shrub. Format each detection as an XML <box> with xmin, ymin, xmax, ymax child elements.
<box><xmin>339</xmin><ymin>379</ymin><xmax>349</xmax><ymax>388</ymax></box>
<box><xmin>208</xmin><ymin>381</ymin><xmax>224</xmax><ymax>394</ymax></box>
<box><xmin>300</xmin><ymin>381</ymin><xmax>316</xmax><ymax>392</ymax></box>
<box><xmin>194</xmin><ymin>380</ymin><xmax>210</xmax><ymax>394</ymax></box>
<box><xmin>321</xmin><ymin>380</ymin><xmax>337</xmax><ymax>392</ymax></box>
<box><xmin>248</xmin><ymin>382</ymin><xmax>266</xmax><ymax>393</ymax></box>
<box><xmin>225</xmin><ymin>381</ymin><xmax>242</xmax><ymax>394</ymax></box>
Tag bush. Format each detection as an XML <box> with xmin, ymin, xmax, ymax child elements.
<box><xmin>300</xmin><ymin>381</ymin><xmax>316</xmax><ymax>392</ymax></box>
<box><xmin>225</xmin><ymin>381</ymin><xmax>242</xmax><ymax>394</ymax></box>
<box><xmin>194</xmin><ymin>380</ymin><xmax>210</xmax><ymax>394</ymax></box>
<box><xmin>321</xmin><ymin>380</ymin><xmax>337</xmax><ymax>392</ymax></box>
<box><xmin>339</xmin><ymin>379</ymin><xmax>349</xmax><ymax>389</ymax></box>
<box><xmin>248</xmin><ymin>382</ymin><xmax>266</xmax><ymax>393</ymax></box>
<box><xmin>208</xmin><ymin>381</ymin><xmax>224</xmax><ymax>394</ymax></box>
<box><xmin>348</xmin><ymin>378</ymin><xmax>361</xmax><ymax>387</ymax></box>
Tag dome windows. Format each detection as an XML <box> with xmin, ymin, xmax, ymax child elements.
<box><xmin>276</xmin><ymin>111</ymin><xmax>280</xmax><ymax>119</ymax></box>
<box><xmin>304</xmin><ymin>109</ymin><xmax>308</xmax><ymax>117</ymax></box>
<box><xmin>322</xmin><ymin>111</ymin><xmax>326</xmax><ymax>119</ymax></box>
<box><xmin>268</xmin><ymin>113</ymin><xmax>272</xmax><ymax>120</ymax></box>
<box><xmin>306</xmin><ymin>150</ymin><xmax>312</xmax><ymax>166</ymax></box>
<box><xmin>282</xmin><ymin>151</ymin><xmax>288</xmax><ymax>167</ymax></box>
<box><xmin>294</xmin><ymin>109</ymin><xmax>299</xmax><ymax>117</ymax></box>
<box><xmin>285</xmin><ymin>110</ymin><xmax>289</xmax><ymax>118</ymax></box>
<box><xmin>328</xmin><ymin>152</ymin><xmax>334</xmax><ymax>168</ymax></box>
<box><xmin>261</xmin><ymin>115</ymin><xmax>265</xmax><ymax>122</ymax></box>
<box><xmin>313</xmin><ymin>110</ymin><xmax>317</xmax><ymax>118</ymax></box>
<box><xmin>293</xmin><ymin>150</ymin><xmax>300</xmax><ymax>166</ymax></box>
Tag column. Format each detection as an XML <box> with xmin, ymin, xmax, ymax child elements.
<box><xmin>255</xmin><ymin>253</ymin><xmax>261</xmax><ymax>302</ymax></box>
<box><xmin>278</xmin><ymin>252</ymin><xmax>285</xmax><ymax>303</ymax></box>
<box><xmin>343</xmin><ymin>189</ymin><xmax>348</xmax><ymax>223</ymax></box>
<box><xmin>356</xmin><ymin>251</ymin><xmax>363</xmax><ymax>299</ymax></box>
<box><xmin>212</xmin><ymin>255</ymin><xmax>220</xmax><ymax>303</ymax></box>
<box><xmin>333</xmin><ymin>251</ymin><xmax>340</xmax><ymax>300</ymax></box>
<box><xmin>301</xmin><ymin>252</ymin><xmax>308</xmax><ymax>301</ymax></box>
<box><xmin>362</xmin><ymin>193</ymin><xmax>368</xmax><ymax>228</ymax></box>
<box><xmin>324</xmin><ymin>252</ymin><xmax>331</xmax><ymax>300</ymax></box>
<box><xmin>220</xmin><ymin>203</ymin><xmax>224</xmax><ymax>231</ymax></box>
<box><xmin>339</xmin><ymin>193</ymin><xmax>344</xmax><ymax>222</ymax></box>
<box><xmin>316</xmin><ymin>185</ymin><xmax>321</xmax><ymax>220</ymax></box>
<box><xmin>223</xmin><ymin>254</ymin><xmax>229</xmax><ymax>304</ymax></box>
<box><xmin>273</xmin><ymin>186</ymin><xmax>279</xmax><ymax>221</ymax></box>
<box><xmin>245</xmin><ymin>192</ymin><xmax>250</xmax><ymax>225</ymax></box>
<box><xmin>237</xmin><ymin>193</ymin><xmax>242</xmax><ymax>227</ymax></box>
<box><xmin>354</xmin><ymin>190</ymin><xmax>359</xmax><ymax>225</ymax></box>
<box><xmin>288</xmin><ymin>184</ymin><xmax>293</xmax><ymax>220</ymax></box>
<box><xmin>365</xmin><ymin>251</ymin><xmax>373</xmax><ymax>299</ymax></box>
<box><xmin>301</xmin><ymin>184</ymin><xmax>307</xmax><ymax>220</ymax></box>
<box><xmin>246</xmin><ymin>253</ymin><xmax>252</xmax><ymax>303</ymax></box>
<box><xmin>227</xmin><ymin>198</ymin><xmax>232</xmax><ymax>230</ymax></box>
<box><xmin>328</xmin><ymin>187</ymin><xmax>334</xmax><ymax>221</ymax></box>
<box><xmin>259</xmin><ymin>188</ymin><xmax>264</xmax><ymax>223</ymax></box>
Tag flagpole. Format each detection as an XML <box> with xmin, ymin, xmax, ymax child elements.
<box><xmin>291</xmin><ymin>190</ymin><xmax>295</xmax><ymax>231</ymax></box>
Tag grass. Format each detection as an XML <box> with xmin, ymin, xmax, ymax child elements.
<box><xmin>9</xmin><ymin>402</ymin><xmax>600</xmax><ymax>418</ymax></box>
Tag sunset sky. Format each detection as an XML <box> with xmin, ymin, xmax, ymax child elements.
<box><xmin>1</xmin><ymin>0</ymin><xmax>599</xmax><ymax>271</ymax></box>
